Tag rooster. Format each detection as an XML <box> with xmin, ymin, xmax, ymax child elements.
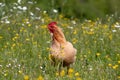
<box><xmin>47</xmin><ymin>22</ymin><xmax>77</xmax><ymax>72</ymax></box>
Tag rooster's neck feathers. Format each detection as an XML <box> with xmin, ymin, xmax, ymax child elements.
<box><xmin>52</xmin><ymin>27</ymin><xmax>66</xmax><ymax>44</ymax></box>
<box><xmin>48</xmin><ymin>22</ymin><xmax>66</xmax><ymax>44</ymax></box>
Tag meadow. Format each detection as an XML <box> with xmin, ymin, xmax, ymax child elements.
<box><xmin>0</xmin><ymin>1</ymin><xmax>120</xmax><ymax>80</ymax></box>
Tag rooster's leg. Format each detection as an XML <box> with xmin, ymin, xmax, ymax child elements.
<box><xmin>67</xmin><ymin>66</ymin><xmax>70</xmax><ymax>74</ymax></box>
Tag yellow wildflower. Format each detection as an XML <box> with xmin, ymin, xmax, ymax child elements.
<box><xmin>73</xmin><ymin>30</ymin><xmax>77</xmax><ymax>34</ymax></box>
<box><xmin>33</xmin><ymin>41</ymin><xmax>37</xmax><ymax>45</ymax></box>
<box><xmin>105</xmin><ymin>55</ymin><xmax>111</xmax><ymax>61</ymax></box>
<box><xmin>118</xmin><ymin>76</ymin><xmax>120</xmax><ymax>79</ymax></box>
<box><xmin>37</xmin><ymin>76</ymin><xmax>44</xmax><ymax>80</ymax></box>
<box><xmin>76</xmin><ymin>77</ymin><xmax>82</xmax><ymax>80</ymax></box>
<box><xmin>88</xmin><ymin>20</ymin><xmax>92</xmax><ymax>22</ymax></box>
<box><xmin>56</xmin><ymin>72</ymin><xmax>59</xmax><ymax>76</ymax></box>
<box><xmin>72</xmin><ymin>38</ymin><xmax>78</xmax><ymax>44</ymax></box>
<box><xmin>96</xmin><ymin>53</ymin><xmax>100</xmax><ymax>56</ymax></box>
<box><xmin>49</xmin><ymin>54</ymin><xmax>52</xmax><ymax>60</ymax></box>
<box><xmin>75</xmin><ymin>72</ymin><xmax>80</xmax><ymax>77</ymax></box>
<box><xmin>8</xmin><ymin>27</ymin><xmax>10</xmax><ymax>30</ymax></box>
<box><xmin>28</xmin><ymin>24</ymin><xmax>31</xmax><ymax>27</ymax></box>
<box><xmin>107</xmin><ymin>17</ymin><xmax>111</xmax><ymax>22</ymax></box>
<box><xmin>87</xmin><ymin>29</ymin><xmax>94</xmax><ymax>35</ymax></box>
<box><xmin>15</xmin><ymin>33</ymin><xmax>19</xmax><ymax>36</ymax></box>
<box><xmin>59</xmin><ymin>14</ymin><xmax>64</xmax><ymax>19</ymax></box>
<box><xmin>62</xmin><ymin>23</ymin><xmax>68</xmax><ymax>27</ymax></box>
<box><xmin>112</xmin><ymin>65</ymin><xmax>118</xmax><ymax>69</ymax></box>
<box><xmin>24</xmin><ymin>75</ymin><xmax>29</xmax><ymax>80</ymax></box>
<box><xmin>68</xmin><ymin>68</ymin><xmax>74</xmax><ymax>74</ymax></box>
<box><xmin>18</xmin><ymin>70</ymin><xmax>22</xmax><ymax>74</ymax></box>
<box><xmin>108</xmin><ymin>58</ymin><xmax>111</xmax><ymax>61</ymax></box>
<box><xmin>108</xmin><ymin>63</ymin><xmax>112</xmax><ymax>67</ymax></box>
<box><xmin>94</xmin><ymin>40</ymin><xmax>97</xmax><ymax>43</ymax></box>
<box><xmin>41</xmin><ymin>25</ymin><xmax>47</xmax><ymax>28</ymax></box>
<box><xmin>46</xmin><ymin>47</ymin><xmax>50</xmax><ymax>51</ymax></box>
<box><xmin>60</xmin><ymin>69</ymin><xmax>65</xmax><ymax>77</ymax></box>
<box><xmin>26</xmin><ymin>38</ymin><xmax>30</xmax><ymax>41</ymax></box>
<box><xmin>12</xmin><ymin>43</ymin><xmax>16</xmax><ymax>47</ymax></box>
<box><xmin>103</xmin><ymin>24</ymin><xmax>108</xmax><ymax>29</ymax></box>
<box><xmin>118</xmin><ymin>61</ymin><xmax>120</xmax><ymax>64</ymax></box>
<box><xmin>117</xmin><ymin>54</ymin><xmax>120</xmax><ymax>56</ymax></box>
<box><xmin>0</xmin><ymin>36</ymin><xmax>3</xmax><ymax>39</ymax></box>
<box><xmin>4</xmin><ymin>73</ymin><xmax>8</xmax><ymax>76</ymax></box>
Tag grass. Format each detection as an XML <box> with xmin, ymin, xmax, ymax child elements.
<box><xmin>0</xmin><ymin>1</ymin><xmax>120</xmax><ymax>80</ymax></box>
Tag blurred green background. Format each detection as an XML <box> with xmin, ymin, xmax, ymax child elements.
<box><xmin>0</xmin><ymin>0</ymin><xmax>120</xmax><ymax>20</ymax></box>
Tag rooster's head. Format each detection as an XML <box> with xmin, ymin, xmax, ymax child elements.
<box><xmin>48</xmin><ymin>22</ymin><xmax>57</xmax><ymax>33</ymax></box>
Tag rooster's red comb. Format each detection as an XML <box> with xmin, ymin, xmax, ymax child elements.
<box><xmin>48</xmin><ymin>22</ymin><xmax>57</xmax><ymax>27</ymax></box>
